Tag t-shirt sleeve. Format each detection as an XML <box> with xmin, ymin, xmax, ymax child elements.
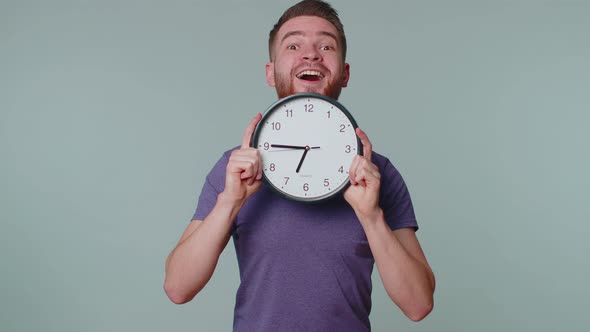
<box><xmin>191</xmin><ymin>150</ymin><xmax>231</xmax><ymax>221</ymax></box>
<box><xmin>378</xmin><ymin>156</ymin><xmax>418</xmax><ymax>231</ymax></box>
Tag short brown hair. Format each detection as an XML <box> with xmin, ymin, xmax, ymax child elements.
<box><xmin>268</xmin><ymin>0</ymin><xmax>347</xmax><ymax>61</ymax></box>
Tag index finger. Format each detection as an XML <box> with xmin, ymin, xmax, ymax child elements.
<box><xmin>356</xmin><ymin>127</ymin><xmax>372</xmax><ymax>161</ymax></box>
<box><xmin>241</xmin><ymin>113</ymin><xmax>263</xmax><ymax>148</ymax></box>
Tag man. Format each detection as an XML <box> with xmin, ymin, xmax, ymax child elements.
<box><xmin>164</xmin><ymin>1</ymin><xmax>435</xmax><ymax>330</ymax></box>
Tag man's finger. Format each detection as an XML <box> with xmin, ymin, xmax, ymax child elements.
<box><xmin>257</xmin><ymin>152</ymin><xmax>263</xmax><ymax>180</ymax></box>
<box><xmin>356</xmin><ymin>127</ymin><xmax>372</xmax><ymax>160</ymax></box>
<box><xmin>242</xmin><ymin>113</ymin><xmax>263</xmax><ymax>148</ymax></box>
<box><xmin>348</xmin><ymin>156</ymin><xmax>358</xmax><ymax>185</ymax></box>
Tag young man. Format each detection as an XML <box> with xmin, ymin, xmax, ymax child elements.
<box><xmin>164</xmin><ymin>1</ymin><xmax>435</xmax><ymax>330</ymax></box>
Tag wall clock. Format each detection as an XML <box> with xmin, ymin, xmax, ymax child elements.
<box><xmin>252</xmin><ymin>93</ymin><xmax>362</xmax><ymax>202</ymax></box>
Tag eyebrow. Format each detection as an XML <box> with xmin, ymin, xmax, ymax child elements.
<box><xmin>280</xmin><ymin>30</ymin><xmax>339</xmax><ymax>45</ymax></box>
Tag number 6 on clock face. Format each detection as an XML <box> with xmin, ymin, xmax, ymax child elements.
<box><xmin>252</xmin><ymin>93</ymin><xmax>363</xmax><ymax>203</ymax></box>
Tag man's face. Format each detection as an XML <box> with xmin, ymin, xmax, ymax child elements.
<box><xmin>266</xmin><ymin>16</ymin><xmax>350</xmax><ymax>100</ymax></box>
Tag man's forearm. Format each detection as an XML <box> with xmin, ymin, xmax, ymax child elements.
<box><xmin>359</xmin><ymin>211</ymin><xmax>435</xmax><ymax>321</ymax></box>
<box><xmin>164</xmin><ymin>193</ymin><xmax>244</xmax><ymax>304</ymax></box>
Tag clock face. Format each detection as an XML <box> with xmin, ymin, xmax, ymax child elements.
<box><xmin>252</xmin><ymin>93</ymin><xmax>362</xmax><ymax>202</ymax></box>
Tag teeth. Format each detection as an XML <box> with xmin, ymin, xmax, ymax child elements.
<box><xmin>297</xmin><ymin>70</ymin><xmax>323</xmax><ymax>78</ymax></box>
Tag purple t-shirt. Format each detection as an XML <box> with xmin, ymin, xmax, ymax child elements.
<box><xmin>193</xmin><ymin>147</ymin><xmax>418</xmax><ymax>331</ymax></box>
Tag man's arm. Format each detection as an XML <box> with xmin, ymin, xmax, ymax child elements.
<box><xmin>163</xmin><ymin>114</ymin><xmax>263</xmax><ymax>304</ymax></box>
<box><xmin>360</xmin><ymin>214</ymin><xmax>435</xmax><ymax>321</ymax></box>
<box><xmin>344</xmin><ymin>128</ymin><xmax>435</xmax><ymax>321</ymax></box>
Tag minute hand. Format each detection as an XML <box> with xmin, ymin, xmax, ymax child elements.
<box><xmin>271</xmin><ymin>144</ymin><xmax>320</xmax><ymax>149</ymax></box>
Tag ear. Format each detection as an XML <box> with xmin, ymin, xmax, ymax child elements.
<box><xmin>265</xmin><ymin>62</ymin><xmax>275</xmax><ymax>87</ymax></box>
<box><xmin>342</xmin><ymin>63</ymin><xmax>350</xmax><ymax>88</ymax></box>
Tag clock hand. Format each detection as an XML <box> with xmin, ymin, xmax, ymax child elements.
<box><xmin>271</xmin><ymin>144</ymin><xmax>321</xmax><ymax>150</ymax></box>
<box><xmin>271</xmin><ymin>144</ymin><xmax>306</xmax><ymax>149</ymax></box>
<box><xmin>296</xmin><ymin>146</ymin><xmax>310</xmax><ymax>173</ymax></box>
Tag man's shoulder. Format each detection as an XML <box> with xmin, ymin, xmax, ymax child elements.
<box><xmin>205</xmin><ymin>146</ymin><xmax>239</xmax><ymax>174</ymax></box>
<box><xmin>211</xmin><ymin>145</ymin><xmax>241</xmax><ymax>163</ymax></box>
<box><xmin>371</xmin><ymin>150</ymin><xmax>388</xmax><ymax>162</ymax></box>
<box><xmin>223</xmin><ymin>145</ymin><xmax>241</xmax><ymax>155</ymax></box>
<box><xmin>371</xmin><ymin>150</ymin><xmax>396</xmax><ymax>170</ymax></box>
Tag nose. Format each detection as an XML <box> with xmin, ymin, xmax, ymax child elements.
<box><xmin>301</xmin><ymin>47</ymin><xmax>321</xmax><ymax>62</ymax></box>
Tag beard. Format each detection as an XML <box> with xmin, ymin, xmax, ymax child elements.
<box><xmin>273</xmin><ymin>66</ymin><xmax>345</xmax><ymax>100</ymax></box>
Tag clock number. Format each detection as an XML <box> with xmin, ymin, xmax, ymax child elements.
<box><xmin>263</xmin><ymin>142</ymin><xmax>270</xmax><ymax>150</ymax></box>
<box><xmin>285</xmin><ymin>109</ymin><xmax>293</xmax><ymax>117</ymax></box>
<box><xmin>305</xmin><ymin>104</ymin><xmax>314</xmax><ymax>112</ymax></box>
<box><xmin>272</xmin><ymin>122</ymin><xmax>281</xmax><ymax>130</ymax></box>
<box><xmin>327</xmin><ymin>111</ymin><xmax>331</xmax><ymax>119</ymax></box>
<box><xmin>345</xmin><ymin>145</ymin><xmax>352</xmax><ymax>153</ymax></box>
<box><xmin>338</xmin><ymin>166</ymin><xmax>344</xmax><ymax>173</ymax></box>
<box><xmin>270</xmin><ymin>163</ymin><xmax>276</xmax><ymax>172</ymax></box>
<box><xmin>340</xmin><ymin>124</ymin><xmax>346</xmax><ymax>132</ymax></box>
<box><xmin>324</xmin><ymin>178</ymin><xmax>330</xmax><ymax>187</ymax></box>
<box><xmin>303</xmin><ymin>183</ymin><xmax>309</xmax><ymax>192</ymax></box>
<box><xmin>284</xmin><ymin>177</ymin><xmax>290</xmax><ymax>185</ymax></box>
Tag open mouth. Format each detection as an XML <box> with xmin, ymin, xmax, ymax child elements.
<box><xmin>296</xmin><ymin>70</ymin><xmax>324</xmax><ymax>82</ymax></box>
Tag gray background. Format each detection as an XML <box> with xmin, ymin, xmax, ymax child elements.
<box><xmin>1</xmin><ymin>0</ymin><xmax>589</xmax><ymax>331</ymax></box>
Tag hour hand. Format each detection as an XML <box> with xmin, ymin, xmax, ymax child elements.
<box><xmin>296</xmin><ymin>148</ymin><xmax>309</xmax><ymax>173</ymax></box>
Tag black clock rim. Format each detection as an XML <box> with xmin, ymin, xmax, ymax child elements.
<box><xmin>251</xmin><ymin>93</ymin><xmax>363</xmax><ymax>203</ymax></box>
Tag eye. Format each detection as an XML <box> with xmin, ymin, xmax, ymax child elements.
<box><xmin>320</xmin><ymin>45</ymin><xmax>334</xmax><ymax>51</ymax></box>
<box><xmin>287</xmin><ymin>44</ymin><xmax>298</xmax><ymax>50</ymax></box>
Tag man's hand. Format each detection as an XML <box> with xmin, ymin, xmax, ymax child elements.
<box><xmin>223</xmin><ymin>113</ymin><xmax>263</xmax><ymax>203</ymax></box>
<box><xmin>344</xmin><ymin>128</ymin><xmax>382</xmax><ymax>221</ymax></box>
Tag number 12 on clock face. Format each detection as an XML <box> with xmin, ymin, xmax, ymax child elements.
<box><xmin>252</xmin><ymin>93</ymin><xmax>362</xmax><ymax>203</ymax></box>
